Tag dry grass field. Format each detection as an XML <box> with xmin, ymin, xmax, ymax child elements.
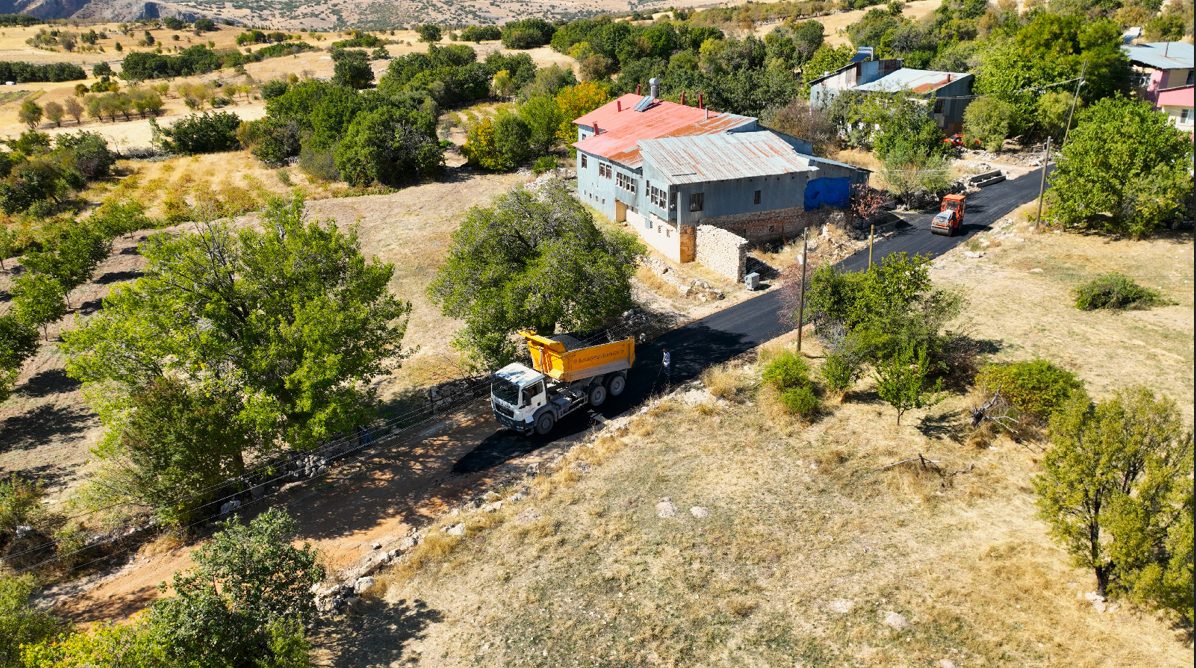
<box><xmin>310</xmin><ymin>222</ymin><xmax>1193</xmax><ymax>666</ymax></box>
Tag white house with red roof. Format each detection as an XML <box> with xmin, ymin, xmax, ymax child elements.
<box><xmin>572</xmin><ymin>79</ymin><xmax>867</xmax><ymax>275</ymax></box>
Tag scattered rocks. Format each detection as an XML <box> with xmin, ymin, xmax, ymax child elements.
<box><xmin>447</xmin><ymin>523</ymin><xmax>466</xmax><ymax>536</ymax></box>
<box><xmin>482</xmin><ymin>501</ymin><xmax>504</xmax><ymax>512</ymax></box>
<box><xmin>219</xmin><ymin>499</ymin><xmax>242</xmax><ymax>517</ymax></box>
<box><xmin>1030</xmin><ymin>268</ymin><xmax>1043</xmax><ymax>273</ymax></box>
<box><xmin>963</xmin><ymin>250</ymin><xmax>985</xmax><ymax>259</ymax></box>
<box><xmin>571</xmin><ymin>461</ymin><xmax>592</xmax><ymax>475</ymax></box>
<box><xmin>353</xmin><ymin>576</ymin><xmax>376</xmax><ymax>594</ymax></box>
<box><xmin>828</xmin><ymin>599</ymin><xmax>854</xmax><ymax>614</ymax></box>
<box><xmin>655</xmin><ymin>498</ymin><xmax>677</xmax><ymax>518</ymax></box>
<box><xmin>689</xmin><ymin>506</ymin><xmax>710</xmax><ymax>519</ymax></box>
<box><xmin>397</xmin><ymin>536</ymin><xmax>416</xmax><ymax>551</ymax></box>
<box><xmin>371</xmin><ymin>542</ymin><xmax>381</xmax><ymax>550</ymax></box>
<box><xmin>882</xmin><ymin>611</ymin><xmax>912</xmax><ymax>631</ymax></box>
<box><xmin>939</xmin><ymin>660</ymin><xmax>959</xmax><ymax>668</ymax></box>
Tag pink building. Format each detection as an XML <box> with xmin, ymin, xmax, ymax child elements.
<box><xmin>1122</xmin><ymin>42</ymin><xmax>1194</xmax><ymax>130</ymax></box>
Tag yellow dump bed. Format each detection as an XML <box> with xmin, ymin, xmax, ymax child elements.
<box><xmin>519</xmin><ymin>331</ymin><xmax>635</xmax><ymax>383</ymax></box>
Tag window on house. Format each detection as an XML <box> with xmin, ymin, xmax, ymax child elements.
<box><xmin>616</xmin><ymin>172</ymin><xmax>637</xmax><ymax>194</ymax></box>
<box><xmin>1181</xmin><ymin>108</ymin><xmax>1193</xmax><ymax>125</ymax></box>
<box><xmin>581</xmin><ymin>155</ymin><xmax>588</xmax><ymax>169</ymax></box>
<box><xmin>753</xmin><ymin>190</ymin><xmax>761</xmax><ymax>205</ymax></box>
<box><xmin>933</xmin><ymin>99</ymin><xmax>944</xmax><ymax>114</ymax></box>
<box><xmin>650</xmin><ymin>186</ymin><xmax>668</xmax><ymax>208</ymax></box>
<box><xmin>670</xmin><ymin>190</ymin><xmax>678</xmax><ymax>210</ymax></box>
<box><xmin>1188</xmin><ymin>70</ymin><xmax>1194</xmax><ymax>86</ymax></box>
<box><xmin>690</xmin><ymin>192</ymin><xmax>704</xmax><ymax>212</ymax></box>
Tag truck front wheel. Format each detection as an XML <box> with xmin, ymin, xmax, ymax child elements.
<box><xmin>534</xmin><ymin>411</ymin><xmax>556</xmax><ymax>436</ymax></box>
<box><xmin>589</xmin><ymin>382</ymin><xmax>607</xmax><ymax>407</ymax></box>
<box><xmin>606</xmin><ymin>373</ymin><xmax>626</xmax><ymax>396</ymax></box>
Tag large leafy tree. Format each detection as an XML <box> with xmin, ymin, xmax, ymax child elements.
<box><xmin>62</xmin><ymin>194</ymin><xmax>412</xmax><ymax>453</ymax></box>
<box><xmin>1048</xmin><ymin>97</ymin><xmax>1193</xmax><ymax>238</ymax></box>
<box><xmin>334</xmin><ymin>106</ymin><xmax>443</xmax><ymax>187</ymax></box>
<box><xmin>0</xmin><ymin>573</ymin><xmax>63</xmax><ymax>667</ymax></box>
<box><xmin>974</xmin><ymin>14</ymin><xmax>1130</xmax><ymax>136</ymax></box>
<box><xmin>429</xmin><ymin>181</ymin><xmax>644</xmax><ymax>368</ymax></box>
<box><xmin>1036</xmin><ymin>387</ymin><xmax>1193</xmax><ymax>622</ymax></box>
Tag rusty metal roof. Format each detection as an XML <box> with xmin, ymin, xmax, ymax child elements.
<box><xmin>572</xmin><ymin>96</ymin><xmax>755</xmax><ymax>168</ymax></box>
<box><xmin>638</xmin><ymin>132</ymin><xmax>819</xmax><ymax>185</ymax></box>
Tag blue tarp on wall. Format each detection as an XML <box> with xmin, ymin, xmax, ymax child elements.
<box><xmin>804</xmin><ymin>177</ymin><xmax>850</xmax><ymax>211</ymax></box>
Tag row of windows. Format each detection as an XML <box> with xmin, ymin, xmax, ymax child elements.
<box><xmin>616</xmin><ymin>171</ymin><xmax>636</xmax><ymax>194</ymax></box>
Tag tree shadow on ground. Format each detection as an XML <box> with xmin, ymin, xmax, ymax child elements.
<box><xmin>77</xmin><ymin>298</ymin><xmax>104</xmax><ymax>315</ymax></box>
<box><xmin>94</xmin><ymin>269</ymin><xmax>144</xmax><ymax>284</ymax></box>
<box><xmin>917</xmin><ymin>409</ymin><xmax>969</xmax><ymax>443</ymax></box>
<box><xmin>317</xmin><ymin>598</ymin><xmax>443</xmax><ymax>666</ymax></box>
<box><xmin>17</xmin><ymin>368</ymin><xmax>82</xmax><ymax>399</ymax></box>
<box><xmin>0</xmin><ymin>404</ymin><xmax>95</xmax><ymax>454</ymax></box>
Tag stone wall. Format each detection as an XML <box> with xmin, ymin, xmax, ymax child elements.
<box><xmin>696</xmin><ymin>225</ymin><xmax>749</xmax><ymax>281</ymax></box>
<box><xmin>700</xmin><ymin>206</ymin><xmax>846</xmax><ymax>245</ymax></box>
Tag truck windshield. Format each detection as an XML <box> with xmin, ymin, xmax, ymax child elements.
<box><xmin>492</xmin><ymin>378</ymin><xmax>520</xmax><ymax>406</ymax></box>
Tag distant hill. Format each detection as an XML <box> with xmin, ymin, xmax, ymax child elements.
<box><xmin>0</xmin><ymin>0</ymin><xmax>633</xmax><ymax>29</ymax></box>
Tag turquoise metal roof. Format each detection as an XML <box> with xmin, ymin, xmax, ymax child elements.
<box><xmin>1122</xmin><ymin>42</ymin><xmax>1194</xmax><ymax>70</ymax></box>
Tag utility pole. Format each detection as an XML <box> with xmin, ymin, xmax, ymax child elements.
<box><xmin>1062</xmin><ymin>60</ymin><xmax>1087</xmax><ymax>147</ymax></box>
<box><xmin>1035</xmin><ymin>137</ymin><xmax>1051</xmax><ymax>227</ymax></box>
<box><xmin>868</xmin><ymin>224</ymin><xmax>875</xmax><ymax>270</ymax></box>
<box><xmin>797</xmin><ymin>227</ymin><xmax>809</xmax><ymax>353</ymax></box>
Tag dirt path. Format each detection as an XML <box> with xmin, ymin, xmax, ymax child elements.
<box><xmin>54</xmin><ymin>399</ymin><xmax>583</xmax><ymax>623</ymax></box>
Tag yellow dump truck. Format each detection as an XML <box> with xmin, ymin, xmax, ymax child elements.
<box><xmin>491</xmin><ymin>331</ymin><xmax>635</xmax><ymax>436</ymax></box>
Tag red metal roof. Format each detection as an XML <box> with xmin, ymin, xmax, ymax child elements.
<box><xmin>572</xmin><ymin>96</ymin><xmax>755</xmax><ymax>168</ymax></box>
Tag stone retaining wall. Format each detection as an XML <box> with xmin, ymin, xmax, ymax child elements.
<box><xmin>696</xmin><ymin>225</ymin><xmax>748</xmax><ymax>281</ymax></box>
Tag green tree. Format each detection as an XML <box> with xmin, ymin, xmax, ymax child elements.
<box><xmin>1048</xmin><ymin>97</ymin><xmax>1193</xmax><ymax>238</ymax></box>
<box><xmin>802</xmin><ymin>43</ymin><xmax>853</xmax><ymax>84</ymax></box>
<box><xmin>86</xmin><ymin>378</ymin><xmax>260</xmax><ymax>524</ymax></box>
<box><xmin>963</xmin><ymin>95</ymin><xmax>1015</xmax><ymax>152</ymax></box>
<box><xmin>17</xmin><ymin>99</ymin><xmax>41</xmax><ymax>130</ymax></box>
<box><xmin>974</xmin><ymin>15</ymin><xmax>1130</xmax><ymax>136</ymax></box>
<box><xmin>0</xmin><ymin>573</ymin><xmax>63</xmax><ymax>667</ymax></box>
<box><xmin>62</xmin><ymin>194</ymin><xmax>411</xmax><ymax>451</ymax></box>
<box><xmin>1036</xmin><ymin>89</ymin><xmax>1074</xmax><ymax>142</ymax></box>
<box><xmin>334</xmin><ymin>106</ymin><xmax>444</xmax><ymax>187</ymax></box>
<box><xmin>874</xmin><ymin>342</ymin><xmax>943</xmax><ymax>424</ymax></box>
<box><xmin>518</xmin><ymin>95</ymin><xmax>565</xmax><ymax>157</ymax></box>
<box><xmin>417</xmin><ymin>24</ymin><xmax>442</xmax><ymax>43</ymax></box>
<box><xmin>157</xmin><ymin>111</ymin><xmax>241</xmax><ymax>154</ymax></box>
<box><xmin>429</xmin><ymin>181</ymin><xmax>644</xmax><ymax>368</ymax></box>
<box><xmin>332</xmin><ymin>49</ymin><xmax>374</xmax><ymax>89</ymax></box>
<box><xmin>0</xmin><ymin>225</ymin><xmax>17</xmax><ymax>270</ymax></box>
<box><xmin>1036</xmin><ymin>387</ymin><xmax>1193</xmax><ymax>620</ymax></box>
<box><xmin>0</xmin><ymin>315</ymin><xmax>38</xmax><ymax>402</ymax></box>
<box><xmin>11</xmin><ymin>273</ymin><xmax>66</xmax><ymax>340</ymax></box>
<box><xmin>21</xmin><ymin>222</ymin><xmax>111</xmax><ymax>308</ymax></box>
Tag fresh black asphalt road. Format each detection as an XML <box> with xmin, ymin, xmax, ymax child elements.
<box><xmin>453</xmin><ymin>171</ymin><xmax>1049</xmax><ymax>473</ymax></box>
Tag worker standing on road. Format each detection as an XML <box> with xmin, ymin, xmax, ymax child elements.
<box><xmin>662</xmin><ymin>349</ymin><xmax>672</xmax><ymax>385</ymax></box>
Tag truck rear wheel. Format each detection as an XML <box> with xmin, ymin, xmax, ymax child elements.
<box><xmin>534</xmin><ymin>411</ymin><xmax>555</xmax><ymax>436</ymax></box>
<box><xmin>606</xmin><ymin>373</ymin><xmax>626</xmax><ymax>397</ymax></box>
<box><xmin>588</xmin><ymin>383</ymin><xmax>607</xmax><ymax>407</ymax></box>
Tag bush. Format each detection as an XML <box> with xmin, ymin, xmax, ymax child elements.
<box><xmin>501</xmin><ymin>18</ymin><xmax>556</xmax><ymax>49</ymax></box>
<box><xmin>0</xmin><ymin>61</ymin><xmax>86</xmax><ymax>83</ymax></box>
<box><xmin>974</xmin><ymin>359</ymin><xmax>1082</xmax><ymax>422</ymax></box>
<box><xmin>1073</xmin><ymin>272</ymin><xmax>1169</xmax><ymax>311</ymax></box>
<box><xmin>531</xmin><ymin>155</ymin><xmax>558</xmax><ymax>175</ymax></box>
<box><xmin>259</xmin><ymin>78</ymin><xmax>288</xmax><ymax>100</ymax></box>
<box><xmin>762</xmin><ymin>351</ymin><xmax>811</xmax><ymax>391</ymax></box>
<box><xmin>332</xmin><ymin>48</ymin><xmax>373</xmax><ymax>89</ymax></box>
<box><xmin>240</xmin><ymin>117</ymin><xmax>300</xmax><ymax>167</ymax></box>
<box><xmin>780</xmin><ymin>385</ymin><xmax>821</xmax><ymax>418</ymax></box>
<box><xmin>460</xmin><ymin>25</ymin><xmax>502</xmax><ymax>42</ymax></box>
<box><xmin>417</xmin><ymin>24</ymin><xmax>442</xmax><ymax>43</ymax></box>
<box><xmin>0</xmin><ymin>475</ymin><xmax>45</xmax><ymax>540</ymax></box>
<box><xmin>963</xmin><ymin>96</ymin><xmax>1014</xmax><ymax>152</ymax></box>
<box><xmin>55</xmin><ymin>131</ymin><xmax>115</xmax><ymax>179</ymax></box>
<box><xmin>158</xmin><ymin>111</ymin><xmax>241</xmax><ymax>154</ymax></box>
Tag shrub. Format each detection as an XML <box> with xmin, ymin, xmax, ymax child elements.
<box><xmin>460</xmin><ymin>25</ymin><xmax>502</xmax><ymax>43</ymax></box>
<box><xmin>780</xmin><ymin>385</ymin><xmax>821</xmax><ymax>418</ymax></box>
<box><xmin>417</xmin><ymin>24</ymin><xmax>442</xmax><ymax>43</ymax></box>
<box><xmin>762</xmin><ymin>351</ymin><xmax>811</xmax><ymax>391</ymax></box>
<box><xmin>531</xmin><ymin>155</ymin><xmax>558</xmax><ymax>175</ymax></box>
<box><xmin>974</xmin><ymin>359</ymin><xmax>1082</xmax><ymax>422</ymax></box>
<box><xmin>0</xmin><ymin>475</ymin><xmax>44</xmax><ymax>540</ymax></box>
<box><xmin>1073</xmin><ymin>272</ymin><xmax>1169</xmax><ymax>311</ymax></box>
<box><xmin>259</xmin><ymin>78</ymin><xmax>288</xmax><ymax>99</ymax></box>
<box><xmin>158</xmin><ymin>111</ymin><xmax>241</xmax><ymax>154</ymax></box>
<box><xmin>501</xmin><ymin>18</ymin><xmax>556</xmax><ymax>49</ymax></box>
<box><xmin>55</xmin><ymin>131</ymin><xmax>115</xmax><ymax>179</ymax></box>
